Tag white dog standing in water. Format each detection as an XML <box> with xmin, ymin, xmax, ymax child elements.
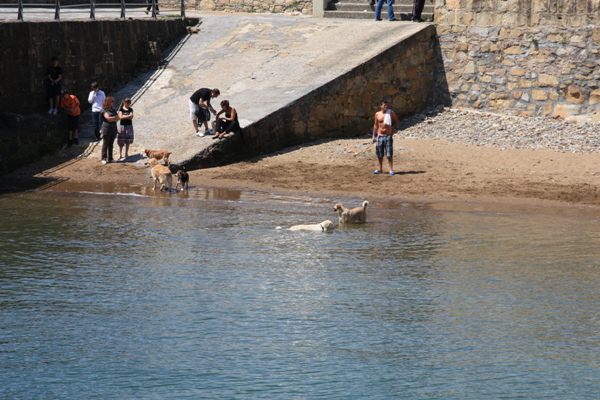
<box><xmin>333</xmin><ymin>200</ymin><xmax>369</xmax><ymax>224</ymax></box>
<box><xmin>281</xmin><ymin>220</ymin><xmax>336</xmax><ymax>232</ymax></box>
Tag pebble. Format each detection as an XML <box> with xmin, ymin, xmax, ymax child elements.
<box><xmin>400</xmin><ymin>107</ymin><xmax>600</xmax><ymax>154</ymax></box>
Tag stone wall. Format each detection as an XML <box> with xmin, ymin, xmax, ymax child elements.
<box><xmin>434</xmin><ymin>0</ymin><xmax>600</xmax><ymax>120</ymax></box>
<box><xmin>0</xmin><ymin>18</ymin><xmax>192</xmax><ymax>174</ymax></box>
<box><xmin>0</xmin><ymin>18</ymin><xmax>191</xmax><ymax>115</ymax></box>
<box><xmin>161</xmin><ymin>0</ymin><xmax>312</xmax><ymax>15</ymax></box>
<box><xmin>184</xmin><ymin>25</ymin><xmax>439</xmax><ymax>169</ymax></box>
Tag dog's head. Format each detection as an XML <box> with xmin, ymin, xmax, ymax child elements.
<box><xmin>168</xmin><ymin>163</ymin><xmax>181</xmax><ymax>174</ymax></box>
<box><xmin>362</xmin><ymin>200</ymin><xmax>369</xmax><ymax>209</ymax></box>
<box><xmin>147</xmin><ymin>157</ymin><xmax>160</xmax><ymax>167</ymax></box>
<box><xmin>333</xmin><ymin>203</ymin><xmax>346</xmax><ymax>216</ymax></box>
<box><xmin>143</xmin><ymin>149</ymin><xmax>151</xmax><ymax>157</ymax></box>
<box><xmin>320</xmin><ymin>220</ymin><xmax>335</xmax><ymax>232</ymax></box>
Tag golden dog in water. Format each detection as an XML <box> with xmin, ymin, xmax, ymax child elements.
<box><xmin>333</xmin><ymin>200</ymin><xmax>369</xmax><ymax>224</ymax></box>
<box><xmin>148</xmin><ymin>158</ymin><xmax>172</xmax><ymax>192</ymax></box>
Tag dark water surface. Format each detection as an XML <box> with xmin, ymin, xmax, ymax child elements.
<box><xmin>1</xmin><ymin>190</ymin><xmax>599</xmax><ymax>399</ymax></box>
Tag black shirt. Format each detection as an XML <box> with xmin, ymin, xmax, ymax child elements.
<box><xmin>190</xmin><ymin>88</ymin><xmax>211</xmax><ymax>106</ymax></box>
<box><xmin>47</xmin><ymin>66</ymin><xmax>62</xmax><ymax>83</ymax></box>
<box><xmin>119</xmin><ymin>106</ymin><xmax>133</xmax><ymax>126</ymax></box>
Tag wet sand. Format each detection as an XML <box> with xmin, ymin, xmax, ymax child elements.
<box><xmin>3</xmin><ymin>135</ymin><xmax>600</xmax><ymax>216</ymax></box>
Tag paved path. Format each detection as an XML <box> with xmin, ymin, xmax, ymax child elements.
<box><xmin>103</xmin><ymin>14</ymin><xmax>428</xmax><ymax>164</ymax></box>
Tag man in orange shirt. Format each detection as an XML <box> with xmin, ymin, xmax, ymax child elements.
<box><xmin>60</xmin><ymin>90</ymin><xmax>81</xmax><ymax>147</ymax></box>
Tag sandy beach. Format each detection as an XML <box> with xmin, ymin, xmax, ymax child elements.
<box><xmin>5</xmin><ymin>126</ymin><xmax>600</xmax><ymax>213</ymax></box>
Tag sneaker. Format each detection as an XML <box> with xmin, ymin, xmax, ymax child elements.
<box><xmin>196</xmin><ymin>131</ymin><xmax>205</xmax><ymax>137</ymax></box>
<box><xmin>205</xmin><ymin>128</ymin><xmax>212</xmax><ymax>135</ymax></box>
<box><xmin>48</xmin><ymin>108</ymin><xmax>53</xmax><ymax>114</ymax></box>
<box><xmin>101</xmin><ymin>160</ymin><xmax>107</xmax><ymax>164</ymax></box>
<box><xmin>53</xmin><ymin>108</ymin><xmax>58</xmax><ymax>114</ymax></box>
<box><xmin>373</xmin><ymin>169</ymin><xmax>382</xmax><ymax>175</ymax></box>
<box><xmin>389</xmin><ymin>171</ymin><xmax>395</xmax><ymax>176</ymax></box>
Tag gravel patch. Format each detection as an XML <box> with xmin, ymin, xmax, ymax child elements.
<box><xmin>401</xmin><ymin>107</ymin><xmax>600</xmax><ymax>154</ymax></box>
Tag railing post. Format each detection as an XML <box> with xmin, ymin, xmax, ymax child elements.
<box><xmin>17</xmin><ymin>0</ymin><xmax>23</xmax><ymax>20</ymax></box>
<box><xmin>120</xmin><ymin>0</ymin><xmax>126</xmax><ymax>18</ymax></box>
<box><xmin>180</xmin><ymin>0</ymin><xmax>185</xmax><ymax>19</ymax></box>
<box><xmin>54</xmin><ymin>0</ymin><xmax>60</xmax><ymax>20</ymax></box>
<box><xmin>151</xmin><ymin>0</ymin><xmax>157</xmax><ymax>18</ymax></box>
<box><xmin>90</xmin><ymin>0</ymin><xmax>95</xmax><ymax>20</ymax></box>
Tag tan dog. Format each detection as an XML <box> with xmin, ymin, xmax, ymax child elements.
<box><xmin>333</xmin><ymin>201</ymin><xmax>369</xmax><ymax>224</ymax></box>
<box><xmin>144</xmin><ymin>149</ymin><xmax>171</xmax><ymax>164</ymax></box>
<box><xmin>148</xmin><ymin>158</ymin><xmax>172</xmax><ymax>191</ymax></box>
<box><xmin>288</xmin><ymin>220</ymin><xmax>335</xmax><ymax>232</ymax></box>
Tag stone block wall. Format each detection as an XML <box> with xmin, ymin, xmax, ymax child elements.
<box><xmin>434</xmin><ymin>0</ymin><xmax>600</xmax><ymax>120</ymax></box>
<box><xmin>161</xmin><ymin>0</ymin><xmax>312</xmax><ymax>15</ymax></box>
<box><xmin>0</xmin><ymin>18</ymin><xmax>192</xmax><ymax>174</ymax></box>
<box><xmin>0</xmin><ymin>18</ymin><xmax>190</xmax><ymax>115</ymax></box>
<box><xmin>185</xmin><ymin>25</ymin><xmax>439</xmax><ymax>168</ymax></box>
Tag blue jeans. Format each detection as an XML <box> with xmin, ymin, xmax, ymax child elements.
<box><xmin>374</xmin><ymin>0</ymin><xmax>395</xmax><ymax>20</ymax></box>
<box><xmin>91</xmin><ymin>111</ymin><xmax>102</xmax><ymax>140</ymax></box>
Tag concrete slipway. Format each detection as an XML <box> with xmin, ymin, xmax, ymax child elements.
<box><xmin>113</xmin><ymin>14</ymin><xmax>431</xmax><ymax>166</ymax></box>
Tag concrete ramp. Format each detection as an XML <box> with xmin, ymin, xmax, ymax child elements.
<box><xmin>123</xmin><ymin>14</ymin><xmax>435</xmax><ymax>168</ymax></box>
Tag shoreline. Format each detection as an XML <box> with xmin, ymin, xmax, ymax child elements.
<box><xmin>3</xmin><ymin>134</ymin><xmax>600</xmax><ymax>218</ymax></box>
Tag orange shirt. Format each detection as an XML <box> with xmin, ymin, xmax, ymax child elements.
<box><xmin>60</xmin><ymin>95</ymin><xmax>80</xmax><ymax>116</ymax></box>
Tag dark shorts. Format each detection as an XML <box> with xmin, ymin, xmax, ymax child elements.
<box><xmin>67</xmin><ymin>115</ymin><xmax>79</xmax><ymax>130</ymax></box>
<box><xmin>47</xmin><ymin>83</ymin><xmax>61</xmax><ymax>98</ymax></box>
<box><xmin>375</xmin><ymin>135</ymin><xmax>393</xmax><ymax>158</ymax></box>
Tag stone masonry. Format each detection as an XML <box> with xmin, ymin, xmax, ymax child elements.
<box><xmin>0</xmin><ymin>18</ymin><xmax>191</xmax><ymax>115</ymax></box>
<box><xmin>161</xmin><ymin>0</ymin><xmax>312</xmax><ymax>14</ymax></box>
<box><xmin>434</xmin><ymin>0</ymin><xmax>600</xmax><ymax>121</ymax></box>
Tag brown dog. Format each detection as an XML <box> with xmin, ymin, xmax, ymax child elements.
<box><xmin>333</xmin><ymin>200</ymin><xmax>369</xmax><ymax>224</ymax></box>
<box><xmin>144</xmin><ymin>149</ymin><xmax>171</xmax><ymax>164</ymax></box>
<box><xmin>148</xmin><ymin>158</ymin><xmax>172</xmax><ymax>191</ymax></box>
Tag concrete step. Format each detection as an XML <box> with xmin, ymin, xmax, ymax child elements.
<box><xmin>324</xmin><ymin>10</ymin><xmax>434</xmax><ymax>20</ymax></box>
<box><xmin>328</xmin><ymin>3</ymin><xmax>431</xmax><ymax>12</ymax></box>
<box><xmin>325</xmin><ymin>0</ymin><xmax>434</xmax><ymax>19</ymax></box>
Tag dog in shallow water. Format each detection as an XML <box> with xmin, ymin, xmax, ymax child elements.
<box><xmin>148</xmin><ymin>158</ymin><xmax>172</xmax><ymax>192</ymax></box>
<box><xmin>288</xmin><ymin>220</ymin><xmax>335</xmax><ymax>232</ymax></box>
<box><xmin>333</xmin><ymin>200</ymin><xmax>368</xmax><ymax>224</ymax></box>
<box><xmin>144</xmin><ymin>149</ymin><xmax>171</xmax><ymax>164</ymax></box>
<box><xmin>168</xmin><ymin>164</ymin><xmax>189</xmax><ymax>191</ymax></box>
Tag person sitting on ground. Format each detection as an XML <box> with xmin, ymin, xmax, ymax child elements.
<box><xmin>213</xmin><ymin>100</ymin><xmax>240</xmax><ymax>140</ymax></box>
<box><xmin>189</xmin><ymin>87</ymin><xmax>220</xmax><ymax>137</ymax></box>
<box><xmin>59</xmin><ymin>89</ymin><xmax>80</xmax><ymax>147</ymax></box>
<box><xmin>117</xmin><ymin>98</ymin><xmax>134</xmax><ymax>161</ymax></box>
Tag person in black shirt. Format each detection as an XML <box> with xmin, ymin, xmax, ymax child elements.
<box><xmin>189</xmin><ymin>87</ymin><xmax>220</xmax><ymax>137</ymax></box>
<box><xmin>117</xmin><ymin>98</ymin><xmax>134</xmax><ymax>161</ymax></box>
<box><xmin>100</xmin><ymin>96</ymin><xmax>119</xmax><ymax>164</ymax></box>
<box><xmin>46</xmin><ymin>56</ymin><xmax>62</xmax><ymax>115</ymax></box>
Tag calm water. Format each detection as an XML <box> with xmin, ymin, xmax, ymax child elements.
<box><xmin>1</xmin><ymin>190</ymin><xmax>599</xmax><ymax>399</ymax></box>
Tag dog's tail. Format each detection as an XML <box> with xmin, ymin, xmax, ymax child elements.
<box><xmin>362</xmin><ymin>200</ymin><xmax>369</xmax><ymax>209</ymax></box>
